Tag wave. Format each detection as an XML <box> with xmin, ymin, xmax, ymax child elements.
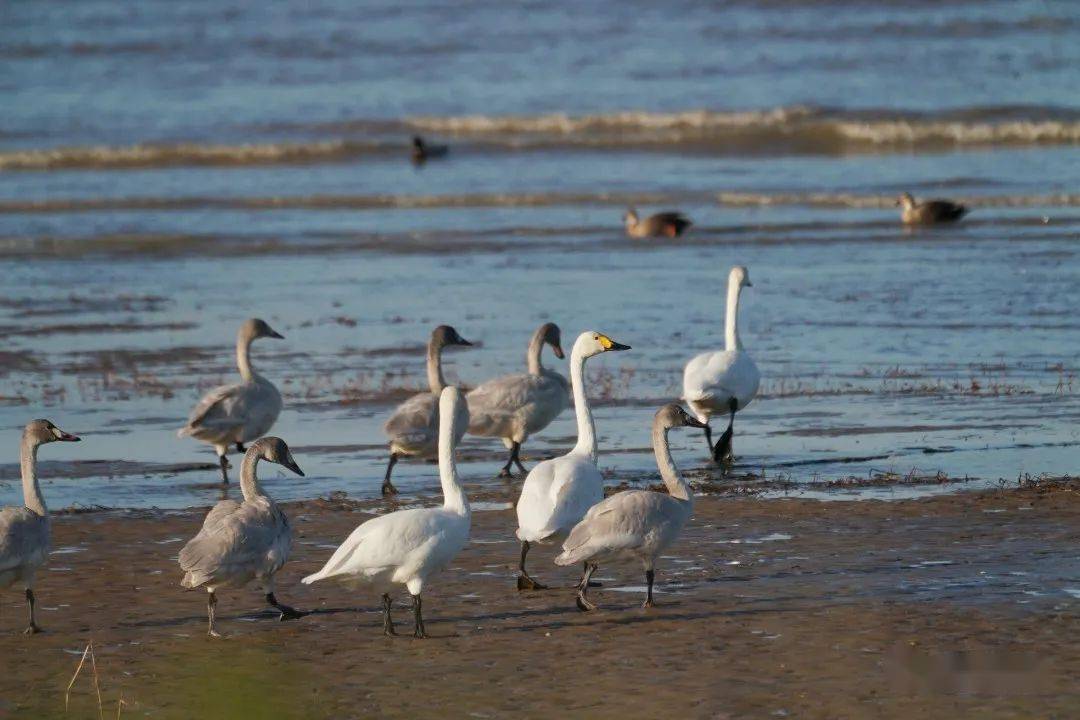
<box><xmin>2</xmin><ymin>105</ymin><xmax>1079</xmax><ymax>171</ymax></box>
<box><xmin>406</xmin><ymin>105</ymin><xmax>1080</xmax><ymax>150</ymax></box>
<box><xmin>3</xmin><ymin>191</ymin><xmax>1078</xmax><ymax>216</ymax></box>
<box><xmin>0</xmin><ymin>139</ymin><xmax>394</xmax><ymax>171</ymax></box>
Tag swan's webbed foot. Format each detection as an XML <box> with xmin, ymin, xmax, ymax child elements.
<box><xmin>266</xmin><ymin>592</ymin><xmax>305</xmax><ymax>621</ymax></box>
<box><xmin>23</xmin><ymin>623</ymin><xmax>43</xmax><ymax>635</ymax></box>
<box><xmin>236</xmin><ymin>442</ymin><xmax>246</xmax><ymax>453</ymax></box>
<box><xmin>516</xmin><ymin>541</ymin><xmax>547</xmax><ymax>590</ymax></box>
<box><xmin>576</xmin><ymin>592</ymin><xmax>597</xmax><ymax>612</ymax></box>
<box><xmin>517</xmin><ymin>574</ymin><xmax>547</xmax><ymax>591</ymax></box>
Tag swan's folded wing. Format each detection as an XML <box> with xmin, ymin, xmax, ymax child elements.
<box><xmin>383</xmin><ymin>393</ymin><xmax>437</xmax><ymax>445</ymax></box>
<box><xmin>0</xmin><ymin>507</ymin><xmax>43</xmax><ymax>575</ymax></box>
<box><xmin>181</xmin><ymin>383</ymin><xmax>246</xmax><ymax>433</ymax></box>
<box><xmin>303</xmin><ymin>509</ymin><xmax>440</xmax><ymax>582</ymax></box>
<box><xmin>557</xmin><ymin>492</ymin><xmax>667</xmax><ymax>565</ymax></box>
<box><xmin>178</xmin><ymin>499</ymin><xmax>287</xmax><ymax>586</ymax></box>
<box><xmin>466</xmin><ymin>374</ymin><xmax>530</xmax><ymax>433</ymax></box>
<box><xmin>538</xmin><ymin>460</ymin><xmax>603</xmax><ymax>538</ymax></box>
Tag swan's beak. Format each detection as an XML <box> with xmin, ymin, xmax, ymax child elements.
<box><xmin>456</xmin><ymin>338</ymin><xmax>473</xmax><ymax>347</ymax></box>
<box><xmin>552</xmin><ymin>344</ymin><xmax>565</xmax><ymax>359</ymax></box>
<box><xmin>283</xmin><ymin>456</ymin><xmax>305</xmax><ymax>477</ymax></box>
<box><xmin>745</xmin><ymin>280</ymin><xmax>753</xmax><ymax>287</ymax></box>
<box><xmin>57</xmin><ymin>431</ymin><xmax>81</xmax><ymax>442</ymax></box>
<box><xmin>684</xmin><ymin>416</ymin><xmax>708</xmax><ymax>429</ymax></box>
<box><xmin>268</xmin><ymin>330</ymin><xmax>285</xmax><ymax>339</ymax></box>
<box><xmin>598</xmin><ymin>334</ymin><xmax>631</xmax><ymax>352</ymax></box>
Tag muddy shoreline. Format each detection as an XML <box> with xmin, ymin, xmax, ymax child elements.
<box><xmin>2</xmin><ymin>485</ymin><xmax>1079</xmax><ymax>719</ymax></box>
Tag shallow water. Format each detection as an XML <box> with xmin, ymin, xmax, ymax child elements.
<box><xmin>0</xmin><ymin>0</ymin><xmax>1077</xmax><ymax>509</ymax></box>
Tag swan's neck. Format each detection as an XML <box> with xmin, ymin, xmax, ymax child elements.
<box><xmin>526</xmin><ymin>329</ymin><xmax>546</xmax><ymax>376</ymax></box>
<box><xmin>236</xmin><ymin>334</ymin><xmax>256</xmax><ymax>382</ymax></box>
<box><xmin>570</xmin><ymin>347</ymin><xmax>597</xmax><ymax>461</ymax></box>
<box><xmin>426</xmin><ymin>341</ymin><xmax>446</xmax><ymax>394</ymax></box>
<box><xmin>438</xmin><ymin>417</ymin><xmax>469</xmax><ymax>517</ymax></box>
<box><xmin>652</xmin><ymin>424</ymin><xmax>692</xmax><ymax>503</ymax></box>
<box><xmin>238</xmin><ymin>449</ymin><xmax>268</xmax><ymax>502</ymax></box>
<box><xmin>725</xmin><ymin>280</ymin><xmax>744</xmax><ymax>351</ymax></box>
<box><xmin>20</xmin><ymin>436</ymin><xmax>47</xmax><ymax>516</ymax></box>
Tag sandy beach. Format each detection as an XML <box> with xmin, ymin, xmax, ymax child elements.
<box><xmin>2</xmin><ymin>482</ymin><xmax>1078</xmax><ymax>719</ymax></box>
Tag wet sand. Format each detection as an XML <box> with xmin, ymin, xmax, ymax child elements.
<box><xmin>2</xmin><ymin>484</ymin><xmax>1079</xmax><ymax>719</ymax></box>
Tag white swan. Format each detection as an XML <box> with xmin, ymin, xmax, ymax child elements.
<box><xmin>466</xmin><ymin>322</ymin><xmax>570</xmax><ymax>477</ymax></box>
<box><xmin>178</xmin><ymin>436</ymin><xmax>306</xmax><ymax>637</ymax></box>
<box><xmin>555</xmin><ymin>404</ymin><xmax>706</xmax><ymax>611</ymax></box>
<box><xmin>178</xmin><ymin>318</ymin><xmax>285</xmax><ymax>483</ymax></box>
<box><xmin>381</xmin><ymin>325</ymin><xmax>472</xmax><ymax>496</ymax></box>
<box><xmin>303</xmin><ymin>386</ymin><xmax>470</xmax><ymax>639</ymax></box>
<box><xmin>682</xmin><ymin>265</ymin><xmax>760</xmax><ymax>469</ymax></box>
<box><xmin>514</xmin><ymin>330</ymin><xmax>631</xmax><ymax>590</ymax></box>
<box><xmin>0</xmin><ymin>420</ymin><xmax>80</xmax><ymax>634</ymax></box>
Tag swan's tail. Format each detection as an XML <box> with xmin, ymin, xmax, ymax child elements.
<box><xmin>177</xmin><ymin>425</ymin><xmax>194</xmax><ymax>438</ymax></box>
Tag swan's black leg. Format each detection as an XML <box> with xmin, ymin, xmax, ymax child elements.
<box><xmin>516</xmin><ymin>540</ymin><xmax>547</xmax><ymax>590</ymax></box>
<box><xmin>382</xmin><ymin>593</ymin><xmax>396</xmax><ymax>636</ymax></box>
<box><xmin>266</xmin><ymin>592</ymin><xmax>305</xmax><ymax>621</ymax></box>
<box><xmin>382</xmin><ymin>453</ymin><xmax>399</xmax><ymax>496</ymax></box>
<box><xmin>512</xmin><ymin>442</ymin><xmax>528</xmax><ymax>474</ymax></box>
<box><xmin>575</xmin><ymin>563</ymin><xmax>599</xmax><ymax>612</ymax></box>
<box><xmin>236</xmin><ymin>442</ymin><xmax>245</xmax><ymax>453</ymax></box>
<box><xmin>712</xmin><ymin>399</ymin><xmax>739</xmax><ymax>474</ymax></box>
<box><xmin>218</xmin><ymin>453</ymin><xmax>231</xmax><ymax>484</ymax></box>
<box><xmin>411</xmin><ymin>594</ymin><xmax>426</xmax><ymax>639</ymax></box>
<box><xmin>207</xmin><ymin>591</ymin><xmax>222</xmax><ymax>638</ymax></box>
<box><xmin>703</xmin><ymin>424</ymin><xmax>713</xmax><ymax>456</ymax></box>
<box><xmin>23</xmin><ymin>588</ymin><xmax>42</xmax><ymax>635</ymax></box>
<box><xmin>643</xmin><ymin>569</ymin><xmax>656</xmax><ymax>608</ymax></box>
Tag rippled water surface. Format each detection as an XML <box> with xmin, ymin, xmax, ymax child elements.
<box><xmin>1</xmin><ymin>0</ymin><xmax>1077</xmax><ymax>509</ymax></box>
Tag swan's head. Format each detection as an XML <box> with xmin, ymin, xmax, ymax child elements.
<box><xmin>623</xmin><ymin>208</ymin><xmax>639</xmax><ymax>228</ymax></box>
<box><xmin>654</xmin><ymin>403</ymin><xmax>708</xmax><ymax>431</ymax></box>
<box><xmin>240</xmin><ymin>318</ymin><xmax>285</xmax><ymax>343</ymax></box>
<box><xmin>23</xmin><ymin>419</ymin><xmax>80</xmax><ymax>446</ymax></box>
<box><xmin>729</xmin><ymin>265</ymin><xmax>752</xmax><ymax>289</ymax></box>
<box><xmin>896</xmin><ymin>192</ymin><xmax>916</xmax><ymax>209</ymax></box>
<box><xmin>431</xmin><ymin>325</ymin><xmax>473</xmax><ymax>350</ymax></box>
<box><xmin>538</xmin><ymin>322</ymin><xmax>565</xmax><ymax>359</ymax></box>
<box><xmin>574</xmin><ymin>330</ymin><xmax>631</xmax><ymax>359</ymax></box>
<box><xmin>252</xmin><ymin>437</ymin><xmax>304</xmax><ymax>477</ymax></box>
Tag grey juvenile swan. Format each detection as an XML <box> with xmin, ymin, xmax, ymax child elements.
<box><xmin>0</xmin><ymin>419</ymin><xmax>80</xmax><ymax>634</ymax></box>
<box><xmin>179</xmin><ymin>436</ymin><xmax>305</xmax><ymax>637</ymax></box>
<box><xmin>381</xmin><ymin>325</ymin><xmax>472</xmax><ymax>496</ymax></box>
<box><xmin>178</xmin><ymin>318</ymin><xmax>285</xmax><ymax>484</ymax></box>
<box><xmin>466</xmin><ymin>322</ymin><xmax>569</xmax><ymax>477</ymax></box>
<box><xmin>555</xmin><ymin>404</ymin><xmax>705</xmax><ymax>611</ymax></box>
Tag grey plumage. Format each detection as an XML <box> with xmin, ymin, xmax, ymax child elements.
<box><xmin>178</xmin><ymin>318</ymin><xmax>285</xmax><ymax>483</ymax></box>
<box><xmin>179</xmin><ymin>436</ymin><xmax>305</xmax><ymax>636</ymax></box>
<box><xmin>382</xmin><ymin>325</ymin><xmax>472</xmax><ymax>495</ymax></box>
<box><xmin>555</xmin><ymin>404</ymin><xmax>705</xmax><ymax>611</ymax></box>
<box><xmin>1</xmin><ymin>419</ymin><xmax>80</xmax><ymax>634</ymax></box>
